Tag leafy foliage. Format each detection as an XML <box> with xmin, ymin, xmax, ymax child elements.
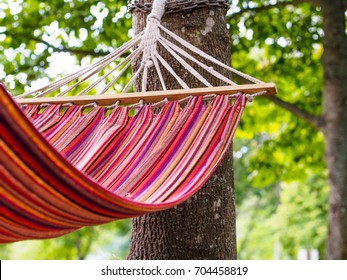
<box><xmin>231</xmin><ymin>0</ymin><xmax>328</xmax><ymax>259</ymax></box>
<box><xmin>0</xmin><ymin>220</ymin><xmax>131</xmax><ymax>260</ymax></box>
<box><xmin>0</xmin><ymin>0</ymin><xmax>131</xmax><ymax>94</ymax></box>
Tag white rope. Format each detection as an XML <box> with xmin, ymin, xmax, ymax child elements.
<box><xmin>160</xmin><ymin>37</ymin><xmax>236</xmax><ymax>85</ymax></box>
<box><xmin>137</xmin><ymin>0</ymin><xmax>166</xmax><ymax>91</ymax></box>
<box><xmin>99</xmin><ymin>49</ymin><xmax>142</xmax><ymax>95</ymax></box>
<box><xmin>83</xmin><ymin>102</ymin><xmax>97</xmax><ymax>109</ymax></box>
<box><xmin>155</xmin><ymin>52</ymin><xmax>189</xmax><ymax>89</ymax></box>
<box><xmin>245</xmin><ymin>90</ymin><xmax>268</xmax><ymax>102</ymax></box>
<box><xmin>61</xmin><ymin>102</ymin><xmax>73</xmax><ymax>108</ymax></box>
<box><xmin>62</xmin><ymin>47</ymin><xmax>141</xmax><ymax>97</ymax></box>
<box><xmin>106</xmin><ymin>100</ymin><xmax>120</xmax><ymax>109</ymax></box>
<box><xmin>158</xmin><ymin>38</ymin><xmax>213</xmax><ymax>87</ymax></box>
<box><xmin>148</xmin><ymin>0</ymin><xmax>167</xmax><ymax>21</ymax></box>
<box><xmin>151</xmin><ymin>52</ymin><xmax>167</xmax><ymax>90</ymax></box>
<box><xmin>122</xmin><ymin>63</ymin><xmax>144</xmax><ymax>93</ymax></box>
<box><xmin>17</xmin><ymin>31</ymin><xmax>144</xmax><ymax>98</ymax></box>
<box><xmin>142</xmin><ymin>64</ymin><xmax>149</xmax><ymax>92</ymax></box>
<box><xmin>158</xmin><ymin>24</ymin><xmax>263</xmax><ymax>84</ymax></box>
<box><xmin>152</xmin><ymin>97</ymin><xmax>168</xmax><ymax>109</ymax></box>
<box><xmin>15</xmin><ymin>0</ymin><xmax>268</xmax><ymax>101</ymax></box>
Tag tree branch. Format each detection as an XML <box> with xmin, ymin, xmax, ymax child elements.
<box><xmin>30</xmin><ymin>36</ymin><xmax>110</xmax><ymax>57</ymax></box>
<box><xmin>2</xmin><ymin>30</ymin><xmax>109</xmax><ymax>57</ymax></box>
<box><xmin>295</xmin><ymin>0</ymin><xmax>324</xmax><ymax>6</ymax></box>
<box><xmin>227</xmin><ymin>1</ymin><xmax>291</xmax><ymax>19</ymax></box>
<box><xmin>265</xmin><ymin>95</ymin><xmax>324</xmax><ymax>130</ymax></box>
<box><xmin>227</xmin><ymin>0</ymin><xmax>322</xmax><ymax>19</ymax></box>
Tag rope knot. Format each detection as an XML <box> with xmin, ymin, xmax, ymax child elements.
<box><xmin>146</xmin><ymin>59</ymin><xmax>154</xmax><ymax>67</ymax></box>
<box><xmin>245</xmin><ymin>94</ymin><xmax>254</xmax><ymax>103</ymax></box>
<box><xmin>147</xmin><ymin>13</ymin><xmax>161</xmax><ymax>22</ymax></box>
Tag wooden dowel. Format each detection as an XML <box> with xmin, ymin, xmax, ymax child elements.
<box><xmin>15</xmin><ymin>83</ymin><xmax>277</xmax><ymax>106</ymax></box>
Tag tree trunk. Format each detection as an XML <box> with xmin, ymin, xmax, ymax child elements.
<box><xmin>127</xmin><ymin>1</ymin><xmax>237</xmax><ymax>260</ymax></box>
<box><xmin>320</xmin><ymin>0</ymin><xmax>347</xmax><ymax>259</ymax></box>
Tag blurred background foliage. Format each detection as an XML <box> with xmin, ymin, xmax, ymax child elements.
<box><xmin>0</xmin><ymin>0</ymin><xmax>331</xmax><ymax>259</ymax></box>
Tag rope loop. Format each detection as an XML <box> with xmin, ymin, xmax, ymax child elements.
<box><xmin>39</xmin><ymin>103</ymin><xmax>50</xmax><ymax>109</ymax></box>
<box><xmin>106</xmin><ymin>100</ymin><xmax>120</xmax><ymax>110</ymax></box>
<box><xmin>83</xmin><ymin>102</ymin><xmax>97</xmax><ymax>108</ymax></box>
<box><xmin>245</xmin><ymin>94</ymin><xmax>254</xmax><ymax>103</ymax></box>
<box><xmin>149</xmin><ymin>0</ymin><xmax>167</xmax><ymax>21</ymax></box>
<box><xmin>147</xmin><ymin>13</ymin><xmax>161</xmax><ymax>22</ymax></box>
<box><xmin>61</xmin><ymin>102</ymin><xmax>73</xmax><ymax>108</ymax></box>
<box><xmin>245</xmin><ymin>90</ymin><xmax>269</xmax><ymax>102</ymax></box>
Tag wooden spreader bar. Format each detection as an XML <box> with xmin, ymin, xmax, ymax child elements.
<box><xmin>15</xmin><ymin>83</ymin><xmax>277</xmax><ymax>106</ymax></box>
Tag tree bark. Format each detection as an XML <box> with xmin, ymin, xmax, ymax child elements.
<box><xmin>320</xmin><ymin>0</ymin><xmax>347</xmax><ymax>259</ymax></box>
<box><xmin>127</xmin><ymin>1</ymin><xmax>237</xmax><ymax>260</ymax></box>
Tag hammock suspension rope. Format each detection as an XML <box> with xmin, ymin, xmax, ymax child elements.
<box><xmin>15</xmin><ymin>0</ymin><xmax>276</xmax><ymax>106</ymax></box>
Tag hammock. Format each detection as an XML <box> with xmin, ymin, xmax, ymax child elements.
<box><xmin>0</xmin><ymin>0</ymin><xmax>276</xmax><ymax>243</ymax></box>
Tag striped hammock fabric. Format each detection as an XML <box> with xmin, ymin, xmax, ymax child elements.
<box><xmin>0</xmin><ymin>84</ymin><xmax>246</xmax><ymax>243</ymax></box>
